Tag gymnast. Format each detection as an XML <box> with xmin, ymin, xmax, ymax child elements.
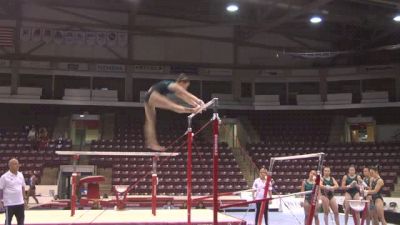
<box><xmin>143</xmin><ymin>73</ymin><xmax>204</xmax><ymax>151</ymax></box>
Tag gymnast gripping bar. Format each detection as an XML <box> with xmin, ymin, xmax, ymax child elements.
<box><xmin>188</xmin><ymin>98</ymin><xmax>218</xmax><ymax>120</ymax></box>
<box><xmin>56</xmin><ymin>151</ymin><xmax>180</xmax><ymax>157</ymax></box>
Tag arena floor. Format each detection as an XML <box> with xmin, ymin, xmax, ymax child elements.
<box><xmin>226</xmin><ymin>210</ymin><xmax>398</xmax><ymax>225</ymax></box>
<box><xmin>0</xmin><ymin>209</ymin><xmax>245</xmax><ymax>225</ymax></box>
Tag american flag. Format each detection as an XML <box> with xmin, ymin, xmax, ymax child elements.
<box><xmin>0</xmin><ymin>27</ymin><xmax>14</xmax><ymax>47</ymax></box>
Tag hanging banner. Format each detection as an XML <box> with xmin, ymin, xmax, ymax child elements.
<box><xmin>20</xmin><ymin>27</ymin><xmax>31</xmax><ymax>41</ymax></box>
<box><xmin>96</xmin><ymin>64</ymin><xmax>125</xmax><ymax>72</ymax></box>
<box><xmin>31</xmin><ymin>27</ymin><xmax>42</xmax><ymax>42</ymax></box>
<box><xmin>85</xmin><ymin>31</ymin><xmax>96</xmax><ymax>46</ymax></box>
<box><xmin>64</xmin><ymin>30</ymin><xmax>74</xmax><ymax>45</ymax></box>
<box><xmin>53</xmin><ymin>30</ymin><xmax>64</xmax><ymax>45</ymax></box>
<box><xmin>96</xmin><ymin>32</ymin><xmax>106</xmax><ymax>46</ymax></box>
<box><xmin>134</xmin><ymin>65</ymin><xmax>165</xmax><ymax>73</ymax></box>
<box><xmin>107</xmin><ymin>32</ymin><xmax>117</xmax><ymax>47</ymax></box>
<box><xmin>74</xmin><ymin>31</ymin><xmax>85</xmax><ymax>45</ymax></box>
<box><xmin>170</xmin><ymin>65</ymin><xmax>198</xmax><ymax>75</ymax></box>
<box><xmin>42</xmin><ymin>28</ymin><xmax>53</xmax><ymax>43</ymax></box>
<box><xmin>117</xmin><ymin>32</ymin><xmax>128</xmax><ymax>47</ymax></box>
<box><xmin>57</xmin><ymin>62</ymin><xmax>89</xmax><ymax>71</ymax></box>
<box><xmin>21</xmin><ymin>60</ymin><xmax>51</xmax><ymax>69</ymax></box>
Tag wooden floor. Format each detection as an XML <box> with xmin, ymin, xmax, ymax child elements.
<box><xmin>0</xmin><ymin>209</ymin><xmax>246</xmax><ymax>225</ymax></box>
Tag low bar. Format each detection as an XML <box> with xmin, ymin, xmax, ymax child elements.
<box><xmin>56</xmin><ymin>151</ymin><xmax>180</xmax><ymax>157</ymax></box>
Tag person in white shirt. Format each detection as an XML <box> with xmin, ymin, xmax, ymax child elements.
<box><xmin>252</xmin><ymin>167</ymin><xmax>272</xmax><ymax>225</ymax></box>
<box><xmin>0</xmin><ymin>158</ymin><xmax>26</xmax><ymax>225</ymax></box>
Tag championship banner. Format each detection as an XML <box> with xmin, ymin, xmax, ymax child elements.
<box><xmin>57</xmin><ymin>62</ymin><xmax>89</xmax><ymax>71</ymax></box>
<box><xmin>64</xmin><ymin>30</ymin><xmax>74</xmax><ymax>45</ymax></box>
<box><xmin>170</xmin><ymin>65</ymin><xmax>198</xmax><ymax>75</ymax></box>
<box><xmin>134</xmin><ymin>65</ymin><xmax>165</xmax><ymax>73</ymax></box>
<box><xmin>204</xmin><ymin>68</ymin><xmax>233</xmax><ymax>76</ymax></box>
<box><xmin>74</xmin><ymin>31</ymin><xmax>85</xmax><ymax>45</ymax></box>
<box><xmin>85</xmin><ymin>31</ymin><xmax>96</xmax><ymax>46</ymax></box>
<box><xmin>54</xmin><ymin>30</ymin><xmax>64</xmax><ymax>45</ymax></box>
<box><xmin>96</xmin><ymin>64</ymin><xmax>126</xmax><ymax>72</ymax></box>
<box><xmin>20</xmin><ymin>27</ymin><xmax>31</xmax><ymax>41</ymax></box>
<box><xmin>42</xmin><ymin>28</ymin><xmax>53</xmax><ymax>43</ymax></box>
<box><xmin>117</xmin><ymin>32</ymin><xmax>128</xmax><ymax>47</ymax></box>
<box><xmin>31</xmin><ymin>27</ymin><xmax>42</xmax><ymax>42</ymax></box>
<box><xmin>96</xmin><ymin>32</ymin><xmax>106</xmax><ymax>46</ymax></box>
<box><xmin>107</xmin><ymin>32</ymin><xmax>117</xmax><ymax>47</ymax></box>
<box><xmin>21</xmin><ymin>60</ymin><xmax>51</xmax><ymax>69</ymax></box>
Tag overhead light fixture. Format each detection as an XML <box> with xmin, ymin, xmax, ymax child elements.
<box><xmin>79</xmin><ymin>114</ymin><xmax>85</xmax><ymax>118</ymax></box>
<box><xmin>394</xmin><ymin>15</ymin><xmax>400</xmax><ymax>22</ymax></box>
<box><xmin>226</xmin><ymin>3</ymin><xmax>239</xmax><ymax>12</ymax></box>
<box><xmin>310</xmin><ymin>16</ymin><xmax>322</xmax><ymax>24</ymax></box>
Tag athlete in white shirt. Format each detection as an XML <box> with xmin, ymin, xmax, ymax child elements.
<box><xmin>0</xmin><ymin>158</ymin><xmax>26</xmax><ymax>225</ymax></box>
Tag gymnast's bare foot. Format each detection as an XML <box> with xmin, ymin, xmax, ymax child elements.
<box><xmin>147</xmin><ymin>144</ymin><xmax>166</xmax><ymax>152</ymax></box>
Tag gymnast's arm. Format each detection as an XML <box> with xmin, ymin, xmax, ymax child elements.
<box><xmin>300</xmin><ymin>180</ymin><xmax>305</xmax><ymax>192</ymax></box>
<box><xmin>252</xmin><ymin>180</ymin><xmax>257</xmax><ymax>199</ymax></box>
<box><xmin>341</xmin><ymin>175</ymin><xmax>348</xmax><ymax>190</ymax></box>
<box><xmin>366</xmin><ymin>179</ymin><xmax>384</xmax><ymax>195</ymax></box>
<box><xmin>332</xmin><ymin>177</ymin><xmax>339</xmax><ymax>190</ymax></box>
<box><xmin>169</xmin><ymin>83</ymin><xmax>203</xmax><ymax>107</ymax></box>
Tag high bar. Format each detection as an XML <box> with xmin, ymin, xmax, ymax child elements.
<box><xmin>271</xmin><ymin>152</ymin><xmax>325</xmax><ymax>161</ymax></box>
<box><xmin>56</xmin><ymin>151</ymin><xmax>180</xmax><ymax>157</ymax></box>
<box><xmin>188</xmin><ymin>98</ymin><xmax>218</xmax><ymax>119</ymax></box>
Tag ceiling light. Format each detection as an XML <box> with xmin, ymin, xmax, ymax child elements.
<box><xmin>79</xmin><ymin>114</ymin><xmax>85</xmax><ymax>118</ymax></box>
<box><xmin>394</xmin><ymin>15</ymin><xmax>400</xmax><ymax>22</ymax></box>
<box><xmin>310</xmin><ymin>16</ymin><xmax>322</xmax><ymax>24</ymax></box>
<box><xmin>226</xmin><ymin>4</ymin><xmax>239</xmax><ymax>12</ymax></box>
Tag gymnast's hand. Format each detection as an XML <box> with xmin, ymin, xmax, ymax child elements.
<box><xmin>192</xmin><ymin>105</ymin><xmax>202</xmax><ymax>113</ymax></box>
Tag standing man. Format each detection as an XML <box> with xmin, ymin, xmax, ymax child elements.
<box><xmin>0</xmin><ymin>158</ymin><xmax>26</xmax><ymax>225</ymax></box>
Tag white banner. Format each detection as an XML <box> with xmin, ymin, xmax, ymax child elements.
<box><xmin>134</xmin><ymin>65</ymin><xmax>165</xmax><ymax>73</ymax></box>
<box><xmin>96</xmin><ymin>32</ymin><xmax>106</xmax><ymax>46</ymax></box>
<box><xmin>31</xmin><ymin>27</ymin><xmax>42</xmax><ymax>42</ymax></box>
<box><xmin>20</xmin><ymin>27</ymin><xmax>31</xmax><ymax>41</ymax></box>
<box><xmin>96</xmin><ymin>64</ymin><xmax>125</xmax><ymax>72</ymax></box>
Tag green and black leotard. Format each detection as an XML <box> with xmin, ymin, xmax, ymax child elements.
<box><xmin>345</xmin><ymin>175</ymin><xmax>359</xmax><ymax>199</ymax></box>
<box><xmin>363</xmin><ymin>177</ymin><xmax>370</xmax><ymax>187</ymax></box>
<box><xmin>322</xmin><ymin>177</ymin><xmax>335</xmax><ymax>200</ymax></box>
<box><xmin>144</xmin><ymin>80</ymin><xmax>174</xmax><ymax>103</ymax></box>
<box><xmin>304</xmin><ymin>180</ymin><xmax>314</xmax><ymax>203</ymax></box>
<box><xmin>370</xmin><ymin>178</ymin><xmax>383</xmax><ymax>203</ymax></box>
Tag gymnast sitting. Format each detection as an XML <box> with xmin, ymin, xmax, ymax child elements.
<box><xmin>143</xmin><ymin>73</ymin><xmax>204</xmax><ymax>151</ymax></box>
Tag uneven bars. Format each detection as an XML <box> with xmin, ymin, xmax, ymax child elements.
<box><xmin>219</xmin><ymin>190</ymin><xmax>313</xmax><ymax>209</ymax></box>
<box><xmin>188</xmin><ymin>98</ymin><xmax>218</xmax><ymax>119</ymax></box>
<box><xmin>55</xmin><ymin>151</ymin><xmax>180</xmax><ymax>157</ymax></box>
<box><xmin>271</xmin><ymin>152</ymin><xmax>325</xmax><ymax>161</ymax></box>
